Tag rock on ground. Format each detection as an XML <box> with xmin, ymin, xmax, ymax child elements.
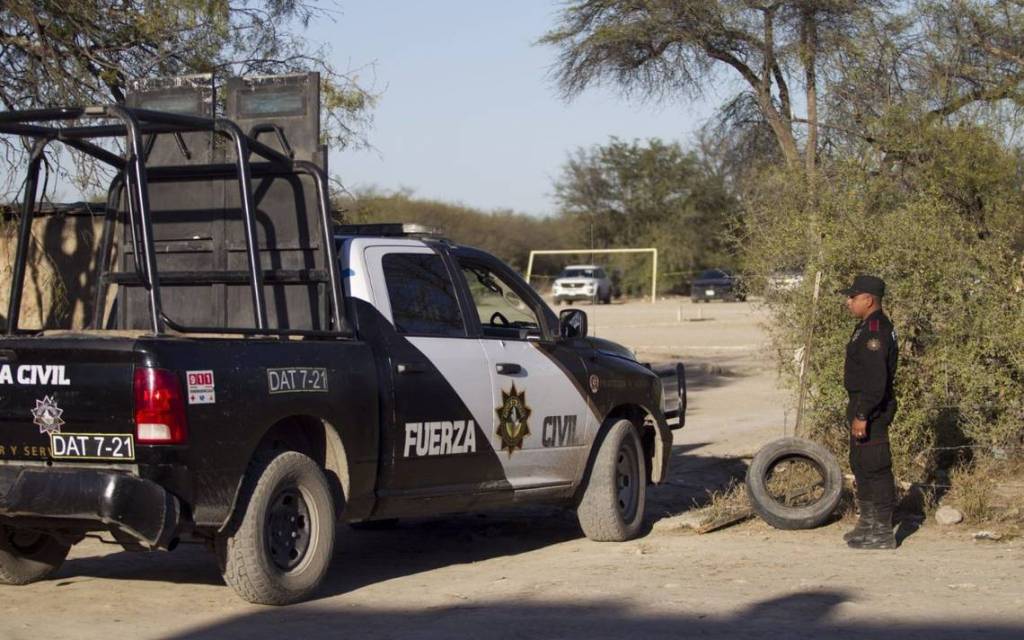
<box><xmin>935</xmin><ymin>505</ymin><xmax>964</xmax><ymax>526</ymax></box>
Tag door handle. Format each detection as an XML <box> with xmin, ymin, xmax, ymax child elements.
<box><xmin>396</xmin><ymin>363</ymin><xmax>426</xmax><ymax>374</ymax></box>
<box><xmin>495</xmin><ymin>363</ymin><xmax>522</xmax><ymax>375</ymax></box>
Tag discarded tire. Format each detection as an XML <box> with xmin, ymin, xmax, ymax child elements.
<box><xmin>745</xmin><ymin>437</ymin><xmax>842</xmax><ymax>530</ymax></box>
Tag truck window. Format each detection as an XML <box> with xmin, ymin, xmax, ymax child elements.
<box><xmin>382</xmin><ymin>253</ymin><xmax>466</xmax><ymax>337</ymax></box>
<box><xmin>459</xmin><ymin>262</ymin><xmax>540</xmax><ymax>339</ymax></box>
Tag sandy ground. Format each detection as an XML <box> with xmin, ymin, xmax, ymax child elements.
<box><xmin>3</xmin><ymin>299</ymin><xmax>1022</xmax><ymax>639</ymax></box>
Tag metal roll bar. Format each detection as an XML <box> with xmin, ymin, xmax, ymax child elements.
<box><xmin>0</xmin><ymin>105</ymin><xmax>349</xmax><ymax>337</ymax></box>
<box><xmin>5</xmin><ymin>138</ymin><xmax>48</xmax><ymax>334</ymax></box>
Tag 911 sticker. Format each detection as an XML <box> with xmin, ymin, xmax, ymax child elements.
<box><xmin>186</xmin><ymin>370</ymin><xmax>216</xmax><ymax>404</ymax></box>
<box><xmin>267</xmin><ymin>367</ymin><xmax>329</xmax><ymax>394</ymax></box>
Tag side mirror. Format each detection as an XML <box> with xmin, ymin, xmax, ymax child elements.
<box><xmin>559</xmin><ymin>308</ymin><xmax>588</xmax><ymax>339</ymax></box>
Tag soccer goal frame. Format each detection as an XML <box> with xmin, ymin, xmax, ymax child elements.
<box><xmin>524</xmin><ymin>248</ymin><xmax>659</xmax><ymax>304</ymax></box>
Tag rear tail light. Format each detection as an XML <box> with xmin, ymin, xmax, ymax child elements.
<box><xmin>134</xmin><ymin>368</ymin><xmax>188</xmax><ymax>444</ymax></box>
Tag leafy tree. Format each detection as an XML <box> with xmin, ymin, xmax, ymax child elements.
<box><xmin>543</xmin><ymin>2</ymin><xmax>1024</xmax><ymax>476</ymax></box>
<box><xmin>0</xmin><ymin>1</ymin><xmax>375</xmax><ymax>190</ymax></box>
<box><xmin>552</xmin><ymin>137</ymin><xmax>739</xmax><ymax>293</ymax></box>
<box><xmin>542</xmin><ymin>0</ymin><xmax>884</xmax><ymax>172</ymax></box>
<box><xmin>741</xmin><ymin>121</ymin><xmax>1024</xmax><ymax>477</ymax></box>
<box><xmin>775</xmin><ymin>1</ymin><xmax>1024</xmax><ymax>159</ymax></box>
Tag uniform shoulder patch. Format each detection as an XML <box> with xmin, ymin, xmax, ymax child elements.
<box><xmin>869</xmin><ymin>319</ymin><xmax>880</xmax><ymax>332</ymax></box>
<box><xmin>866</xmin><ymin>338</ymin><xmax>881</xmax><ymax>351</ymax></box>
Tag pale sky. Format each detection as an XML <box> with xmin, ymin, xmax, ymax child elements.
<box><xmin>313</xmin><ymin>1</ymin><xmax>731</xmax><ymax>217</ymax></box>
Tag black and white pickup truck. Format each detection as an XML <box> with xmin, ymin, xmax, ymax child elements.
<box><xmin>0</xmin><ymin>89</ymin><xmax>684</xmax><ymax>605</ymax></box>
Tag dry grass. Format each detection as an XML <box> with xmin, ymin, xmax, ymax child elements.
<box><xmin>943</xmin><ymin>457</ymin><xmax>1024</xmax><ymax>528</ymax></box>
<box><xmin>763</xmin><ymin>456</ymin><xmax>826</xmax><ymax>508</ymax></box>
<box><xmin>919</xmin><ymin>484</ymin><xmax>943</xmax><ymax>521</ymax></box>
<box><xmin>698</xmin><ymin>479</ymin><xmax>750</xmax><ymax>526</ymax></box>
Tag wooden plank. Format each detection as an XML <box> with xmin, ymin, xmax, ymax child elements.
<box><xmin>696</xmin><ymin>506</ymin><xmax>754</xmax><ymax>534</ymax></box>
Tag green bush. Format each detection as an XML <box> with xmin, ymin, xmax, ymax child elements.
<box><xmin>741</xmin><ymin>123</ymin><xmax>1024</xmax><ymax>478</ymax></box>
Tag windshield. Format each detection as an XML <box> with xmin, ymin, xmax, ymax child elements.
<box><xmin>559</xmin><ymin>268</ymin><xmax>597</xmax><ymax>278</ymax></box>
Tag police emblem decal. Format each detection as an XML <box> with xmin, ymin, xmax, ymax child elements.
<box><xmin>866</xmin><ymin>338</ymin><xmax>881</xmax><ymax>351</ymax></box>
<box><xmin>495</xmin><ymin>383</ymin><xmax>531</xmax><ymax>455</ymax></box>
<box><xmin>31</xmin><ymin>395</ymin><xmax>65</xmax><ymax>435</ymax></box>
<box><xmin>589</xmin><ymin>374</ymin><xmax>600</xmax><ymax>394</ymax></box>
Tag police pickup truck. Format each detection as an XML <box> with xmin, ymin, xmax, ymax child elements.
<box><xmin>0</xmin><ymin>82</ymin><xmax>684</xmax><ymax>606</ymax></box>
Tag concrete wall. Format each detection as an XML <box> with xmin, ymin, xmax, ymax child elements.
<box><xmin>0</xmin><ymin>209</ymin><xmax>115</xmax><ymax>331</ymax></box>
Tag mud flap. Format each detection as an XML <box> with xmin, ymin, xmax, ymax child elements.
<box><xmin>650</xmin><ymin>415</ymin><xmax>672</xmax><ymax>484</ymax></box>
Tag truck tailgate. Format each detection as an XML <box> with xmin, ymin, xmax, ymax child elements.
<box><xmin>0</xmin><ymin>336</ymin><xmax>140</xmax><ymax>463</ymax></box>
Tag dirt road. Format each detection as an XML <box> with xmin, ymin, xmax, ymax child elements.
<box><xmin>3</xmin><ymin>300</ymin><xmax>1022</xmax><ymax>639</ymax></box>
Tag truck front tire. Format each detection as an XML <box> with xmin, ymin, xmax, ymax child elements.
<box><xmin>0</xmin><ymin>526</ymin><xmax>70</xmax><ymax>585</ymax></box>
<box><xmin>218</xmin><ymin>450</ymin><xmax>336</xmax><ymax>605</ymax></box>
<box><xmin>577</xmin><ymin>419</ymin><xmax>647</xmax><ymax>541</ymax></box>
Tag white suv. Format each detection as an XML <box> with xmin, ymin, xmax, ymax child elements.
<box><xmin>552</xmin><ymin>264</ymin><xmax>613</xmax><ymax>305</ymax></box>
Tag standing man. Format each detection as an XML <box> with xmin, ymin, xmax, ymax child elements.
<box><xmin>839</xmin><ymin>275</ymin><xmax>899</xmax><ymax>550</ymax></box>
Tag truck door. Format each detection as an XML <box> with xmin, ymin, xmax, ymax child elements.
<box><xmin>455</xmin><ymin>256</ymin><xmax>595</xmax><ymax>490</ymax></box>
<box><xmin>361</xmin><ymin>245</ymin><xmax>507</xmax><ymax>497</ymax></box>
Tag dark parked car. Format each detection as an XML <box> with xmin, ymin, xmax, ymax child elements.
<box><xmin>691</xmin><ymin>269</ymin><xmax>745</xmax><ymax>303</ymax></box>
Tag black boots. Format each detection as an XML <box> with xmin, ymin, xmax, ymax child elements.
<box><xmin>847</xmin><ymin>503</ymin><xmax>896</xmax><ymax>550</ymax></box>
<box><xmin>843</xmin><ymin>501</ymin><xmax>875</xmax><ymax>542</ymax></box>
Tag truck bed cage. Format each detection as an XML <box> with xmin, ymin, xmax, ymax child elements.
<box><xmin>0</xmin><ymin>106</ymin><xmax>349</xmax><ymax>337</ymax></box>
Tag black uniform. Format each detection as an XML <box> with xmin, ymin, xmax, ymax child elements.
<box><xmin>844</xmin><ymin>308</ymin><xmax>898</xmax><ymax>509</ymax></box>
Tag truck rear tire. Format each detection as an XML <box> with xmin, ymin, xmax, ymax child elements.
<box><xmin>218</xmin><ymin>451</ymin><xmax>336</xmax><ymax>605</ymax></box>
<box><xmin>0</xmin><ymin>526</ymin><xmax>70</xmax><ymax>585</ymax></box>
<box><xmin>577</xmin><ymin>419</ymin><xmax>647</xmax><ymax>541</ymax></box>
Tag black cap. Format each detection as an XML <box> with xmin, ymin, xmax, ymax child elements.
<box><xmin>838</xmin><ymin>274</ymin><xmax>885</xmax><ymax>297</ymax></box>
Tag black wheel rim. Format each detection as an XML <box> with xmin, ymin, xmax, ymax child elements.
<box><xmin>265</xmin><ymin>486</ymin><xmax>313</xmax><ymax>571</ymax></box>
<box><xmin>764</xmin><ymin>454</ymin><xmax>827</xmax><ymax>509</ymax></box>
<box><xmin>615</xmin><ymin>440</ymin><xmax>640</xmax><ymax>521</ymax></box>
<box><xmin>2</xmin><ymin>527</ymin><xmax>47</xmax><ymax>554</ymax></box>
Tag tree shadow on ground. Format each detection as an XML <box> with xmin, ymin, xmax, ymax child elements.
<box><xmin>680</xmin><ymin>355</ymin><xmax>751</xmax><ymax>393</ymax></box>
<box><xmin>54</xmin><ymin>446</ymin><xmax>744</xmax><ymax>599</ymax></box>
<box><xmin>161</xmin><ymin>589</ymin><xmax>1024</xmax><ymax>640</ymax></box>
<box><xmin>647</xmin><ymin>443</ymin><xmax>749</xmax><ymax>519</ymax></box>
<box><xmin>54</xmin><ymin>506</ymin><xmax>585</xmax><ymax>595</ymax></box>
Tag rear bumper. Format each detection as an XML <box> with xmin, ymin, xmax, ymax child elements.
<box><xmin>0</xmin><ymin>467</ymin><xmax>181</xmax><ymax>549</ymax></box>
<box><xmin>691</xmin><ymin>286</ymin><xmax>732</xmax><ymax>300</ymax></box>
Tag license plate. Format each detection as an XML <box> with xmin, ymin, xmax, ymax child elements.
<box><xmin>705</xmin><ymin>289</ymin><xmax>716</xmax><ymax>296</ymax></box>
<box><xmin>49</xmin><ymin>433</ymin><xmax>135</xmax><ymax>461</ymax></box>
